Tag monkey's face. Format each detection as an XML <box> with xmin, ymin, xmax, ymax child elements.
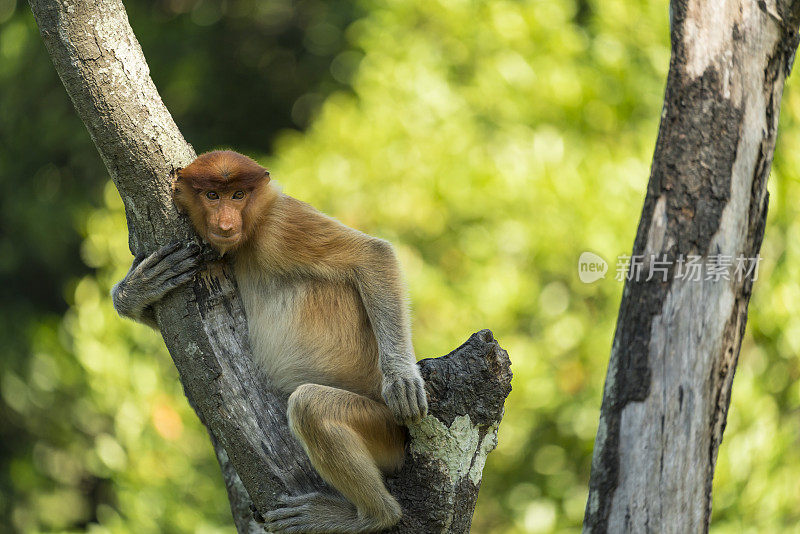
<box><xmin>198</xmin><ymin>189</ymin><xmax>248</xmax><ymax>253</ymax></box>
<box><xmin>172</xmin><ymin>150</ymin><xmax>273</xmax><ymax>255</ymax></box>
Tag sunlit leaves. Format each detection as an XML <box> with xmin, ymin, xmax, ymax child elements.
<box><xmin>3</xmin><ymin>0</ymin><xmax>800</xmax><ymax>532</ymax></box>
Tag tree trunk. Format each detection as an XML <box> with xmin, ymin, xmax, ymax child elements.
<box><xmin>28</xmin><ymin>1</ymin><xmax>512</xmax><ymax>532</ymax></box>
<box><xmin>584</xmin><ymin>1</ymin><xmax>800</xmax><ymax>532</ymax></box>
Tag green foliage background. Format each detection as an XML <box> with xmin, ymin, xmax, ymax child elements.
<box><xmin>1</xmin><ymin>0</ymin><xmax>799</xmax><ymax>532</ymax></box>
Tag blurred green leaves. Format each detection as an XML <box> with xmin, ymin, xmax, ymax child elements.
<box><xmin>2</xmin><ymin>0</ymin><xmax>800</xmax><ymax>532</ymax></box>
<box><xmin>0</xmin><ymin>0</ymin><xmax>361</xmax><ymax>530</ymax></box>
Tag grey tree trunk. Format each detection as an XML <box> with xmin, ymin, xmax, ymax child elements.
<box><xmin>28</xmin><ymin>1</ymin><xmax>512</xmax><ymax>532</ymax></box>
<box><xmin>584</xmin><ymin>1</ymin><xmax>800</xmax><ymax>532</ymax></box>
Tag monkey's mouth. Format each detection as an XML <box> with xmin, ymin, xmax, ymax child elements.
<box><xmin>208</xmin><ymin>232</ymin><xmax>241</xmax><ymax>245</ymax></box>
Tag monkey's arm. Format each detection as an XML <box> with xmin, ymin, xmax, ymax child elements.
<box><xmin>272</xmin><ymin>197</ymin><xmax>428</xmax><ymax>423</ymax></box>
<box><xmin>111</xmin><ymin>241</ymin><xmax>203</xmax><ymax>328</ymax></box>
<box><xmin>354</xmin><ymin>239</ymin><xmax>428</xmax><ymax>425</ymax></box>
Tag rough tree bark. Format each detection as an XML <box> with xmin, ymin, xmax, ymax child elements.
<box><xmin>585</xmin><ymin>1</ymin><xmax>800</xmax><ymax>532</ymax></box>
<box><xmin>28</xmin><ymin>1</ymin><xmax>512</xmax><ymax>532</ymax></box>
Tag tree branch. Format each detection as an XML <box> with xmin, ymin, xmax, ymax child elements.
<box><xmin>28</xmin><ymin>1</ymin><xmax>512</xmax><ymax>531</ymax></box>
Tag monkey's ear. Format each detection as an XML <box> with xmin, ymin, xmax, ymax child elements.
<box><xmin>171</xmin><ymin>168</ymin><xmax>187</xmax><ymax>214</ymax></box>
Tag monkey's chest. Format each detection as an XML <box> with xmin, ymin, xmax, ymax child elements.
<box><xmin>236</xmin><ymin>272</ymin><xmax>379</xmax><ymax>396</ymax></box>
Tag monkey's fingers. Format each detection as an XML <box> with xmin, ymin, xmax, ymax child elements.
<box><xmin>265</xmin><ymin>518</ymin><xmax>314</xmax><ymax>533</ymax></box>
<box><xmin>132</xmin><ymin>241</ymin><xmax>182</xmax><ymax>274</ymax></box>
<box><xmin>128</xmin><ymin>259</ymin><xmax>201</xmax><ymax>308</ymax></box>
<box><xmin>382</xmin><ymin>379</ymin><xmax>409</xmax><ymax>422</ymax></box>
<box><xmin>265</xmin><ymin>493</ymin><xmax>355</xmax><ymax>534</ymax></box>
<box><xmin>416</xmin><ymin>380</ymin><xmax>429</xmax><ymax>419</ymax></box>
<box><xmin>129</xmin><ymin>243</ymin><xmax>194</xmax><ymax>284</ymax></box>
<box><xmin>159</xmin><ymin>268</ymin><xmax>202</xmax><ymax>293</ymax></box>
<box><xmin>403</xmin><ymin>376</ymin><xmax>428</xmax><ymax>423</ymax></box>
<box><xmin>400</xmin><ymin>376</ymin><xmax>428</xmax><ymax>423</ymax></box>
<box><xmin>140</xmin><ymin>256</ymin><xmax>202</xmax><ymax>302</ymax></box>
<box><xmin>383</xmin><ymin>376</ymin><xmax>427</xmax><ymax>424</ymax></box>
<box><xmin>152</xmin><ymin>252</ymin><xmax>203</xmax><ymax>285</ymax></box>
<box><xmin>264</xmin><ymin>513</ymin><xmax>308</xmax><ymax>534</ymax></box>
<box><xmin>264</xmin><ymin>504</ymin><xmax>305</xmax><ymax>522</ymax></box>
<box><xmin>145</xmin><ymin>242</ymin><xmax>202</xmax><ymax>279</ymax></box>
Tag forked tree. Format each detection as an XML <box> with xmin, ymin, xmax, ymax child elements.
<box><xmin>28</xmin><ymin>1</ymin><xmax>512</xmax><ymax>532</ymax></box>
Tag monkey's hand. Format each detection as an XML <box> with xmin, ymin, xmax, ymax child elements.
<box><xmin>381</xmin><ymin>364</ymin><xmax>428</xmax><ymax>425</ymax></box>
<box><xmin>111</xmin><ymin>241</ymin><xmax>205</xmax><ymax>327</ymax></box>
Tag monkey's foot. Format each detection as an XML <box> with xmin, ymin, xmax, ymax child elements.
<box><xmin>264</xmin><ymin>492</ymin><xmax>400</xmax><ymax>533</ymax></box>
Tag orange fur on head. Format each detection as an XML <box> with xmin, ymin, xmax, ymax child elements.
<box><xmin>172</xmin><ymin>150</ymin><xmax>276</xmax><ymax>254</ymax></box>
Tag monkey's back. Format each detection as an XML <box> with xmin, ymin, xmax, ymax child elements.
<box><xmin>234</xmin><ymin>260</ymin><xmax>383</xmax><ymax>400</ymax></box>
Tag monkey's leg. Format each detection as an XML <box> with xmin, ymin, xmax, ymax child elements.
<box><xmin>265</xmin><ymin>384</ymin><xmax>406</xmax><ymax>534</ymax></box>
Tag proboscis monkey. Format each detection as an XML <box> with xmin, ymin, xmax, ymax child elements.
<box><xmin>112</xmin><ymin>150</ymin><xmax>427</xmax><ymax>533</ymax></box>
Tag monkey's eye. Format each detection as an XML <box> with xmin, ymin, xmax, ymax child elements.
<box><xmin>206</xmin><ymin>191</ymin><xmax>219</xmax><ymax>200</ymax></box>
<box><xmin>232</xmin><ymin>190</ymin><xmax>245</xmax><ymax>200</ymax></box>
